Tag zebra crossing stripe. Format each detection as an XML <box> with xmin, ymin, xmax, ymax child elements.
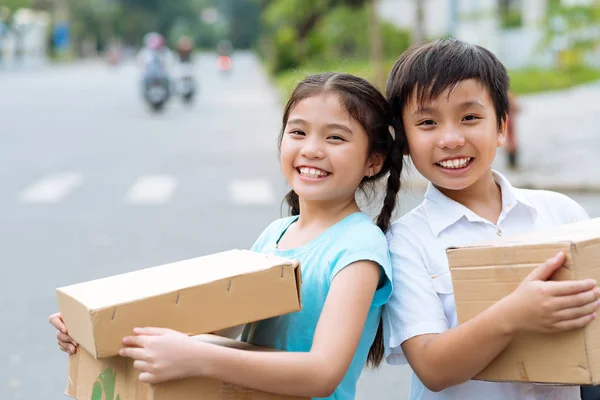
<box><xmin>125</xmin><ymin>174</ymin><xmax>177</xmax><ymax>205</ymax></box>
<box><xmin>228</xmin><ymin>179</ymin><xmax>275</xmax><ymax>205</ymax></box>
<box><xmin>19</xmin><ymin>172</ymin><xmax>83</xmax><ymax>203</ymax></box>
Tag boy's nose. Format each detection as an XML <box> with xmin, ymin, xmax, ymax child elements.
<box><xmin>437</xmin><ymin>128</ymin><xmax>465</xmax><ymax>149</ymax></box>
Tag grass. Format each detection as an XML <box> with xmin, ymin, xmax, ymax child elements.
<box><xmin>273</xmin><ymin>58</ymin><xmax>600</xmax><ymax>99</ymax></box>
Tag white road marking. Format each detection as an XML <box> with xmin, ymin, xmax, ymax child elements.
<box><xmin>19</xmin><ymin>172</ymin><xmax>83</xmax><ymax>203</ymax></box>
<box><xmin>125</xmin><ymin>174</ymin><xmax>177</xmax><ymax>204</ymax></box>
<box><xmin>228</xmin><ymin>179</ymin><xmax>276</xmax><ymax>205</ymax></box>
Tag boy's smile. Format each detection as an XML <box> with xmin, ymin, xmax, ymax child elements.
<box><xmin>403</xmin><ymin>79</ymin><xmax>506</xmax><ymax>195</ymax></box>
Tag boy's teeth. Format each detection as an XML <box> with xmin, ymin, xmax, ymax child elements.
<box><xmin>437</xmin><ymin>157</ymin><xmax>471</xmax><ymax>169</ymax></box>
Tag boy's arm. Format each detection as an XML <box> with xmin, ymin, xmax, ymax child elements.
<box><xmin>387</xmin><ymin>230</ymin><xmax>597</xmax><ymax>392</ymax></box>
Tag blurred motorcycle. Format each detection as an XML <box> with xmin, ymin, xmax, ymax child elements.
<box><xmin>216</xmin><ymin>54</ymin><xmax>232</xmax><ymax>74</ymax></box>
<box><xmin>178</xmin><ymin>75</ymin><xmax>197</xmax><ymax>103</ymax></box>
<box><xmin>143</xmin><ymin>75</ymin><xmax>170</xmax><ymax>112</ymax></box>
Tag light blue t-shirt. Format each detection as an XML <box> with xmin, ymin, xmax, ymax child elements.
<box><xmin>241</xmin><ymin>212</ymin><xmax>393</xmax><ymax>400</ymax></box>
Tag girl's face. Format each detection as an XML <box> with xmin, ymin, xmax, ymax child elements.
<box><xmin>280</xmin><ymin>92</ymin><xmax>379</xmax><ymax>206</ymax></box>
<box><xmin>402</xmin><ymin>79</ymin><xmax>507</xmax><ymax>194</ymax></box>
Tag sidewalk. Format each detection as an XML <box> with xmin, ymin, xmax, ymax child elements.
<box><xmin>404</xmin><ymin>81</ymin><xmax>600</xmax><ymax>193</ymax></box>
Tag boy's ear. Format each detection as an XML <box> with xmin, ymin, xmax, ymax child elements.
<box><xmin>497</xmin><ymin>117</ymin><xmax>508</xmax><ymax>147</ymax></box>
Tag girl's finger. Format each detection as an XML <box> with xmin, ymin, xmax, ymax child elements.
<box><xmin>132</xmin><ymin>360</ymin><xmax>152</xmax><ymax>372</ymax></box>
<box><xmin>56</xmin><ymin>331</ymin><xmax>76</xmax><ymax>344</ymax></box>
<box><xmin>139</xmin><ymin>372</ymin><xmax>156</xmax><ymax>384</ymax></box>
<box><xmin>134</xmin><ymin>327</ymin><xmax>174</xmax><ymax>336</ymax></box>
<box><xmin>49</xmin><ymin>313</ymin><xmax>67</xmax><ymax>333</ymax></box>
<box><xmin>123</xmin><ymin>335</ymin><xmax>147</xmax><ymax>348</ymax></box>
<box><xmin>58</xmin><ymin>341</ymin><xmax>73</xmax><ymax>354</ymax></box>
<box><xmin>119</xmin><ymin>346</ymin><xmax>150</xmax><ymax>361</ymax></box>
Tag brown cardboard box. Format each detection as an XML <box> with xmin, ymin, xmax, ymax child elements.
<box><xmin>65</xmin><ymin>334</ymin><xmax>309</xmax><ymax>400</ymax></box>
<box><xmin>447</xmin><ymin>217</ymin><xmax>600</xmax><ymax>384</ymax></box>
<box><xmin>57</xmin><ymin>249</ymin><xmax>302</xmax><ymax>358</ymax></box>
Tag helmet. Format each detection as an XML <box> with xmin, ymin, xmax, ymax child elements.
<box><xmin>177</xmin><ymin>36</ymin><xmax>194</xmax><ymax>51</ymax></box>
<box><xmin>146</xmin><ymin>32</ymin><xmax>165</xmax><ymax>50</ymax></box>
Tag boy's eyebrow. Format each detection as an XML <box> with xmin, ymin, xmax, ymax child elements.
<box><xmin>411</xmin><ymin>100</ymin><xmax>486</xmax><ymax>117</ymax></box>
<box><xmin>287</xmin><ymin>118</ymin><xmax>353</xmax><ymax>134</ymax></box>
<box><xmin>458</xmin><ymin>100</ymin><xmax>485</xmax><ymax>110</ymax></box>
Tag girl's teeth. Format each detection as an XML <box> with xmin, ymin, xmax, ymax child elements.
<box><xmin>437</xmin><ymin>157</ymin><xmax>471</xmax><ymax>169</ymax></box>
<box><xmin>299</xmin><ymin>167</ymin><xmax>328</xmax><ymax>177</ymax></box>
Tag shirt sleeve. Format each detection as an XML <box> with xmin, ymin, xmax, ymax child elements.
<box><xmin>330</xmin><ymin>224</ymin><xmax>393</xmax><ymax>308</ymax></box>
<box><xmin>383</xmin><ymin>222</ymin><xmax>450</xmax><ymax>365</ymax></box>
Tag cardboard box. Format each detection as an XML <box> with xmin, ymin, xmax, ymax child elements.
<box><xmin>66</xmin><ymin>334</ymin><xmax>309</xmax><ymax>400</ymax></box>
<box><xmin>57</xmin><ymin>249</ymin><xmax>302</xmax><ymax>358</ymax></box>
<box><xmin>447</xmin><ymin>217</ymin><xmax>600</xmax><ymax>385</ymax></box>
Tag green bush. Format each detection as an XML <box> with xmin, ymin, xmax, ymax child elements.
<box><xmin>270</xmin><ymin>26</ymin><xmax>301</xmax><ymax>74</ymax></box>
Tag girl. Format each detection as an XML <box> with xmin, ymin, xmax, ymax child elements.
<box><xmin>50</xmin><ymin>72</ymin><xmax>404</xmax><ymax>400</ymax></box>
<box><xmin>383</xmin><ymin>38</ymin><xmax>600</xmax><ymax>400</ymax></box>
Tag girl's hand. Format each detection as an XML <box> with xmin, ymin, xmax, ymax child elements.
<box><xmin>49</xmin><ymin>312</ymin><xmax>78</xmax><ymax>355</ymax></box>
<box><xmin>120</xmin><ymin>327</ymin><xmax>206</xmax><ymax>384</ymax></box>
<box><xmin>503</xmin><ymin>252</ymin><xmax>600</xmax><ymax>334</ymax></box>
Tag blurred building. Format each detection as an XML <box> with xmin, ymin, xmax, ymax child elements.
<box><xmin>0</xmin><ymin>8</ymin><xmax>50</xmax><ymax>69</ymax></box>
<box><xmin>378</xmin><ymin>0</ymin><xmax>599</xmax><ymax>69</ymax></box>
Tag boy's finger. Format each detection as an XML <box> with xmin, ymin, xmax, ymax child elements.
<box><xmin>553</xmin><ymin>288</ymin><xmax>600</xmax><ymax>310</ymax></box>
<box><xmin>524</xmin><ymin>252</ymin><xmax>565</xmax><ymax>282</ymax></box>
<box><xmin>49</xmin><ymin>313</ymin><xmax>67</xmax><ymax>333</ymax></box>
<box><xmin>554</xmin><ymin>301</ymin><xmax>600</xmax><ymax>321</ymax></box>
<box><xmin>553</xmin><ymin>312</ymin><xmax>596</xmax><ymax>332</ymax></box>
<box><xmin>544</xmin><ymin>280</ymin><xmax>598</xmax><ymax>297</ymax></box>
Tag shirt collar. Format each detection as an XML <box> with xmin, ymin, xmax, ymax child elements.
<box><xmin>423</xmin><ymin>170</ymin><xmax>538</xmax><ymax>237</ymax></box>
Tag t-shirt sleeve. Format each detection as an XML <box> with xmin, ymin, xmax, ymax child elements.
<box><xmin>329</xmin><ymin>224</ymin><xmax>393</xmax><ymax>308</ymax></box>
<box><xmin>383</xmin><ymin>222</ymin><xmax>450</xmax><ymax>365</ymax></box>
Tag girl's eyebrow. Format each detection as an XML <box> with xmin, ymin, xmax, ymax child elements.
<box><xmin>287</xmin><ymin>118</ymin><xmax>353</xmax><ymax>134</ymax></box>
<box><xmin>287</xmin><ymin>118</ymin><xmax>307</xmax><ymax>125</ymax></box>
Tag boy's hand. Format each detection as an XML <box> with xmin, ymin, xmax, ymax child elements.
<box><xmin>49</xmin><ymin>312</ymin><xmax>78</xmax><ymax>355</ymax></box>
<box><xmin>503</xmin><ymin>252</ymin><xmax>600</xmax><ymax>334</ymax></box>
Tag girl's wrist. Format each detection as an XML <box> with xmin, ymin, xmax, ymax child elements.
<box><xmin>186</xmin><ymin>340</ymin><xmax>220</xmax><ymax>379</ymax></box>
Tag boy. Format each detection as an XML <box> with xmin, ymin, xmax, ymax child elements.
<box><xmin>383</xmin><ymin>38</ymin><xmax>599</xmax><ymax>400</ymax></box>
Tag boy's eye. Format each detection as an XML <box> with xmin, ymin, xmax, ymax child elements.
<box><xmin>417</xmin><ymin>119</ymin><xmax>436</xmax><ymax>126</ymax></box>
<box><xmin>328</xmin><ymin>135</ymin><xmax>345</xmax><ymax>141</ymax></box>
<box><xmin>463</xmin><ymin>115</ymin><xmax>480</xmax><ymax>122</ymax></box>
<box><xmin>289</xmin><ymin>130</ymin><xmax>305</xmax><ymax>136</ymax></box>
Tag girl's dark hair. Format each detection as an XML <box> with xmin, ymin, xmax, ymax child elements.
<box><xmin>386</xmin><ymin>38</ymin><xmax>510</xmax><ymax>143</ymax></box>
<box><xmin>278</xmin><ymin>72</ymin><xmax>404</xmax><ymax>367</ymax></box>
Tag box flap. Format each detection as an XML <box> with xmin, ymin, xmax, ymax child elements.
<box><xmin>447</xmin><ymin>218</ymin><xmax>600</xmax><ymax>252</ymax></box>
<box><xmin>57</xmin><ymin>250</ymin><xmax>299</xmax><ymax>310</ymax></box>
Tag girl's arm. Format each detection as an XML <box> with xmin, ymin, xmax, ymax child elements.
<box><xmin>121</xmin><ymin>260</ymin><xmax>381</xmax><ymax>398</ymax></box>
<box><xmin>198</xmin><ymin>260</ymin><xmax>380</xmax><ymax>398</ymax></box>
<box><xmin>402</xmin><ymin>252</ymin><xmax>598</xmax><ymax>392</ymax></box>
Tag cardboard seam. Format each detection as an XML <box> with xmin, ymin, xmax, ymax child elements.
<box><xmin>573</xmin><ymin>242</ymin><xmax>594</xmax><ymax>384</ymax></box>
<box><xmin>92</xmin><ymin>264</ymin><xmax>297</xmax><ymax>314</ymax></box>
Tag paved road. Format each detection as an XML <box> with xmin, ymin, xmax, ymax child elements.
<box><xmin>1</xmin><ymin>53</ymin><xmax>598</xmax><ymax>400</ymax></box>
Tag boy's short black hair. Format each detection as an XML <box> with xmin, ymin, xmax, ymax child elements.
<box><xmin>386</xmin><ymin>38</ymin><xmax>510</xmax><ymax>130</ymax></box>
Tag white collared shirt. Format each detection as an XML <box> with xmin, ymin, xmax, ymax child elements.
<box><xmin>383</xmin><ymin>170</ymin><xmax>589</xmax><ymax>400</ymax></box>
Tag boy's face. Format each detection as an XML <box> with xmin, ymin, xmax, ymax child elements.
<box><xmin>402</xmin><ymin>79</ymin><xmax>507</xmax><ymax>192</ymax></box>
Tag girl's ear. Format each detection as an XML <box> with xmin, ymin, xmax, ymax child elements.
<box><xmin>497</xmin><ymin>117</ymin><xmax>508</xmax><ymax>147</ymax></box>
<box><xmin>368</xmin><ymin>153</ymin><xmax>385</xmax><ymax>176</ymax></box>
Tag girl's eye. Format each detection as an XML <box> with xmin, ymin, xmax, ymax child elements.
<box><xmin>289</xmin><ymin>130</ymin><xmax>305</xmax><ymax>136</ymax></box>
<box><xmin>417</xmin><ymin>119</ymin><xmax>436</xmax><ymax>126</ymax></box>
<box><xmin>328</xmin><ymin>135</ymin><xmax>345</xmax><ymax>141</ymax></box>
<box><xmin>463</xmin><ymin>115</ymin><xmax>480</xmax><ymax>122</ymax></box>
